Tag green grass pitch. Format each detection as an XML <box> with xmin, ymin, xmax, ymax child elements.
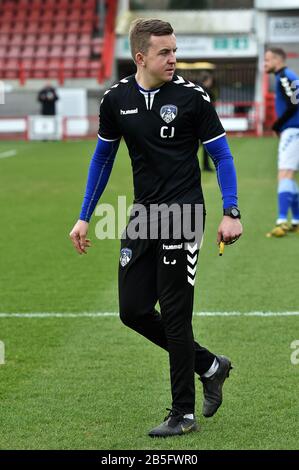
<box><xmin>0</xmin><ymin>137</ymin><xmax>298</xmax><ymax>450</ymax></box>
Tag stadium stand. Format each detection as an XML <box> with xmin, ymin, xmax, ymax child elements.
<box><xmin>0</xmin><ymin>0</ymin><xmax>116</xmax><ymax>84</ymax></box>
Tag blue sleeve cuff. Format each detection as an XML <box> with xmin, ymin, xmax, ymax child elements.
<box><xmin>204</xmin><ymin>135</ymin><xmax>238</xmax><ymax>209</ymax></box>
<box><xmin>79</xmin><ymin>137</ymin><xmax>120</xmax><ymax>222</ymax></box>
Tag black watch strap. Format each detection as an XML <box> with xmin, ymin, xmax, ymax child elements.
<box><xmin>223</xmin><ymin>207</ymin><xmax>241</xmax><ymax>219</ymax></box>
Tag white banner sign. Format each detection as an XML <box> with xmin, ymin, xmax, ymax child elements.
<box><xmin>0</xmin><ymin>119</ymin><xmax>26</xmax><ymax>133</ymax></box>
<box><xmin>28</xmin><ymin>116</ymin><xmax>63</xmax><ymax>141</ymax></box>
<box><xmin>116</xmin><ymin>35</ymin><xmax>257</xmax><ymax>59</ymax></box>
<box><xmin>256</xmin><ymin>0</ymin><xmax>299</xmax><ymax>9</ymax></box>
<box><xmin>268</xmin><ymin>17</ymin><xmax>299</xmax><ymax>43</ymax></box>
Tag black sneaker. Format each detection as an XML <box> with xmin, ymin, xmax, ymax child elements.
<box><xmin>200</xmin><ymin>355</ymin><xmax>233</xmax><ymax>418</ymax></box>
<box><xmin>148</xmin><ymin>409</ymin><xmax>198</xmax><ymax>438</ymax></box>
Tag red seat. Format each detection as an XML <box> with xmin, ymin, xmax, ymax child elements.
<box><xmin>78</xmin><ymin>34</ymin><xmax>91</xmax><ymax>46</ymax></box>
<box><xmin>53</xmin><ymin>5</ymin><xmax>70</xmax><ymax>13</ymax></box>
<box><xmin>67</xmin><ymin>22</ymin><xmax>81</xmax><ymax>34</ymax></box>
<box><xmin>82</xmin><ymin>11</ymin><xmax>94</xmax><ymax>22</ymax></box>
<box><xmin>21</xmin><ymin>46</ymin><xmax>35</xmax><ymax>59</ymax></box>
<box><xmin>12</xmin><ymin>20</ymin><xmax>28</xmax><ymax>29</ymax></box>
<box><xmin>39</xmin><ymin>34</ymin><xmax>52</xmax><ymax>46</ymax></box>
<box><xmin>53</xmin><ymin>23</ymin><xmax>67</xmax><ymax>34</ymax></box>
<box><xmin>53</xmin><ymin>14</ymin><xmax>68</xmax><ymax>26</ymax></box>
<box><xmin>56</xmin><ymin>0</ymin><xmax>72</xmax><ymax>10</ymax></box>
<box><xmin>75</xmin><ymin>58</ymin><xmax>88</xmax><ymax>67</ymax></box>
<box><xmin>31</xmin><ymin>0</ymin><xmax>44</xmax><ymax>10</ymax></box>
<box><xmin>24</xmin><ymin>34</ymin><xmax>38</xmax><ymax>46</ymax></box>
<box><xmin>10</xmin><ymin>35</ymin><xmax>24</xmax><ymax>47</ymax></box>
<box><xmin>6</xmin><ymin>59</ymin><xmax>19</xmax><ymax>70</ymax></box>
<box><xmin>63</xmin><ymin>58</ymin><xmax>74</xmax><ymax>67</ymax></box>
<box><xmin>7</xmin><ymin>46</ymin><xmax>22</xmax><ymax>59</ymax></box>
<box><xmin>39</xmin><ymin>23</ymin><xmax>53</xmax><ymax>34</ymax></box>
<box><xmin>77</xmin><ymin>45</ymin><xmax>90</xmax><ymax>58</ymax></box>
<box><xmin>3</xmin><ymin>2</ymin><xmax>16</xmax><ymax>13</ymax></box>
<box><xmin>49</xmin><ymin>46</ymin><xmax>63</xmax><ymax>58</ymax></box>
<box><xmin>43</xmin><ymin>0</ymin><xmax>57</xmax><ymax>10</ymax></box>
<box><xmin>74</xmin><ymin>60</ymin><xmax>89</xmax><ymax>78</ymax></box>
<box><xmin>48</xmin><ymin>58</ymin><xmax>60</xmax><ymax>68</ymax></box>
<box><xmin>52</xmin><ymin>11</ymin><xmax>68</xmax><ymax>23</ymax></box>
<box><xmin>32</xmin><ymin>59</ymin><xmax>48</xmax><ymax>77</ymax></box>
<box><xmin>5</xmin><ymin>59</ymin><xmax>19</xmax><ymax>79</ymax></box>
<box><xmin>62</xmin><ymin>58</ymin><xmax>75</xmax><ymax>78</ymax></box>
<box><xmin>0</xmin><ymin>36</ymin><xmax>10</xmax><ymax>47</ymax></box>
<box><xmin>68</xmin><ymin>11</ymin><xmax>81</xmax><ymax>22</ymax></box>
<box><xmin>2</xmin><ymin>12</ymin><xmax>15</xmax><ymax>22</ymax></box>
<box><xmin>19</xmin><ymin>0</ymin><xmax>31</xmax><ymax>7</ymax></box>
<box><xmin>35</xmin><ymin>46</ymin><xmax>49</xmax><ymax>59</ymax></box>
<box><xmin>14</xmin><ymin>23</ymin><xmax>27</xmax><ymax>34</ymax></box>
<box><xmin>26</xmin><ymin>24</ymin><xmax>40</xmax><ymax>35</ymax></box>
<box><xmin>13</xmin><ymin>17</ymin><xmax>27</xmax><ymax>26</ymax></box>
<box><xmin>71</xmin><ymin>0</ymin><xmax>84</xmax><ymax>8</ymax></box>
<box><xmin>65</xmin><ymin>33</ymin><xmax>78</xmax><ymax>46</ymax></box>
<box><xmin>75</xmin><ymin>67</ymin><xmax>88</xmax><ymax>78</ymax></box>
<box><xmin>89</xmin><ymin>60</ymin><xmax>101</xmax><ymax>78</ymax></box>
<box><xmin>21</xmin><ymin>59</ymin><xmax>33</xmax><ymax>71</ymax></box>
<box><xmin>80</xmin><ymin>22</ymin><xmax>93</xmax><ymax>34</ymax></box>
<box><xmin>40</xmin><ymin>11</ymin><xmax>54</xmax><ymax>22</ymax></box>
<box><xmin>0</xmin><ymin>48</ymin><xmax>7</xmax><ymax>59</ymax></box>
<box><xmin>63</xmin><ymin>46</ymin><xmax>76</xmax><ymax>58</ymax></box>
<box><xmin>27</xmin><ymin>11</ymin><xmax>41</xmax><ymax>22</ymax></box>
<box><xmin>33</xmin><ymin>59</ymin><xmax>47</xmax><ymax>69</ymax></box>
<box><xmin>15</xmin><ymin>9</ymin><xmax>28</xmax><ymax>17</ymax></box>
<box><xmin>85</xmin><ymin>0</ymin><xmax>96</xmax><ymax>8</ymax></box>
<box><xmin>52</xmin><ymin>34</ymin><xmax>65</xmax><ymax>46</ymax></box>
<box><xmin>48</xmin><ymin>58</ymin><xmax>61</xmax><ymax>78</ymax></box>
<box><xmin>0</xmin><ymin>24</ymin><xmax>13</xmax><ymax>34</ymax></box>
<box><xmin>92</xmin><ymin>37</ymin><xmax>103</xmax><ymax>55</ymax></box>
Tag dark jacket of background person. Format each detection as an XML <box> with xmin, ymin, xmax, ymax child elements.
<box><xmin>38</xmin><ymin>86</ymin><xmax>59</xmax><ymax>116</ymax></box>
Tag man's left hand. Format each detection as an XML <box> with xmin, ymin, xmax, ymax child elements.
<box><xmin>217</xmin><ymin>216</ymin><xmax>243</xmax><ymax>245</ymax></box>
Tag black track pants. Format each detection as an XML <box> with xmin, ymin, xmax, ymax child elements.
<box><xmin>118</xmin><ymin>213</ymin><xmax>216</xmax><ymax>414</ymax></box>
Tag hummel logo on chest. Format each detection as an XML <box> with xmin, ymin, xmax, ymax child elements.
<box><xmin>120</xmin><ymin>108</ymin><xmax>138</xmax><ymax>115</ymax></box>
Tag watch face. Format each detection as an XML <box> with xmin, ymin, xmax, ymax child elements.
<box><xmin>231</xmin><ymin>208</ymin><xmax>239</xmax><ymax>217</ymax></box>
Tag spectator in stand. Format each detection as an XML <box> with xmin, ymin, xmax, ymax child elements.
<box><xmin>38</xmin><ymin>83</ymin><xmax>59</xmax><ymax>116</ymax></box>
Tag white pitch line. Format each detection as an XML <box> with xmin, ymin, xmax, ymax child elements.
<box><xmin>0</xmin><ymin>149</ymin><xmax>17</xmax><ymax>159</ymax></box>
<box><xmin>0</xmin><ymin>311</ymin><xmax>299</xmax><ymax>318</ymax></box>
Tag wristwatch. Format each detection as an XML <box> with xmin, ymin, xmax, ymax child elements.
<box><xmin>223</xmin><ymin>206</ymin><xmax>241</xmax><ymax>219</ymax></box>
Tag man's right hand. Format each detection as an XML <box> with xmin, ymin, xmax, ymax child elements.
<box><xmin>69</xmin><ymin>220</ymin><xmax>91</xmax><ymax>255</ymax></box>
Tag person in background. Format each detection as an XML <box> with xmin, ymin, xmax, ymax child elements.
<box><xmin>38</xmin><ymin>83</ymin><xmax>59</xmax><ymax>116</ymax></box>
<box><xmin>264</xmin><ymin>47</ymin><xmax>299</xmax><ymax>237</ymax></box>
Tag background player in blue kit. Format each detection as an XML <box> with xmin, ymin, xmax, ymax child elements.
<box><xmin>264</xmin><ymin>48</ymin><xmax>299</xmax><ymax>237</ymax></box>
<box><xmin>70</xmin><ymin>19</ymin><xmax>242</xmax><ymax>437</ymax></box>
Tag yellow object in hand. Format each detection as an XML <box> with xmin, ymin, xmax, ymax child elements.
<box><xmin>219</xmin><ymin>241</ymin><xmax>225</xmax><ymax>256</ymax></box>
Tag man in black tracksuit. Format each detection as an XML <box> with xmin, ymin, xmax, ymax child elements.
<box><xmin>38</xmin><ymin>84</ymin><xmax>59</xmax><ymax>116</ymax></box>
<box><xmin>70</xmin><ymin>19</ymin><xmax>243</xmax><ymax>437</ymax></box>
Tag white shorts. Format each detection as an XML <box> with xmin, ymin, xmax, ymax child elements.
<box><xmin>278</xmin><ymin>127</ymin><xmax>299</xmax><ymax>171</ymax></box>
